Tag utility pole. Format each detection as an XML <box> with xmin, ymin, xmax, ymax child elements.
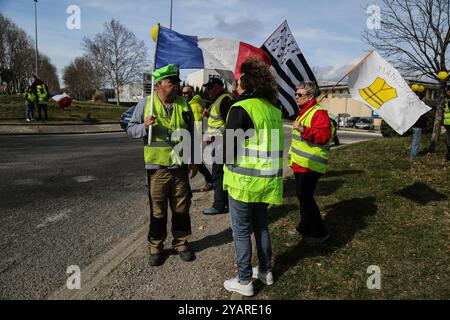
<box><xmin>169</xmin><ymin>0</ymin><xmax>173</xmax><ymax>30</ymax></box>
<box><xmin>34</xmin><ymin>0</ymin><xmax>39</xmax><ymax>76</ymax></box>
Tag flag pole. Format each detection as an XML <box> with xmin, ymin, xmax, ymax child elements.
<box><xmin>317</xmin><ymin>50</ymin><xmax>374</xmax><ymax>103</ymax></box>
<box><xmin>148</xmin><ymin>23</ymin><xmax>160</xmax><ymax>146</ymax></box>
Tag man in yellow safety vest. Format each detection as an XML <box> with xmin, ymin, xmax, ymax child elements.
<box><xmin>127</xmin><ymin>64</ymin><xmax>198</xmax><ymax>266</ymax></box>
<box><xmin>201</xmin><ymin>78</ymin><xmax>233</xmax><ymax>215</ymax></box>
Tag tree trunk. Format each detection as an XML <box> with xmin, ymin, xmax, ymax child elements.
<box><xmin>429</xmin><ymin>80</ymin><xmax>447</xmax><ymax>152</ymax></box>
<box><xmin>116</xmin><ymin>86</ymin><xmax>120</xmax><ymax>106</ymax></box>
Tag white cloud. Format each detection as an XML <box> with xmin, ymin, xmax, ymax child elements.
<box><xmin>293</xmin><ymin>27</ymin><xmax>361</xmax><ymax>44</ymax></box>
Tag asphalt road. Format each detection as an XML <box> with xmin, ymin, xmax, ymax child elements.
<box><xmin>0</xmin><ymin>129</ymin><xmax>380</xmax><ymax>299</ymax></box>
<box><xmin>0</xmin><ymin>132</ymin><xmax>149</xmax><ymax>299</ymax></box>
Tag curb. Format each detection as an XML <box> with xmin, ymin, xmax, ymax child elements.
<box><xmin>0</xmin><ymin>122</ymin><xmax>118</xmax><ymax>126</ymax></box>
<box><xmin>283</xmin><ymin>124</ymin><xmax>382</xmax><ymax>137</ymax></box>
<box><xmin>0</xmin><ymin>130</ymin><xmax>124</xmax><ymax>136</ymax></box>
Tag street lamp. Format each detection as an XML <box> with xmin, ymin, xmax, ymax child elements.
<box><xmin>34</xmin><ymin>0</ymin><xmax>39</xmax><ymax>76</ymax></box>
<box><xmin>169</xmin><ymin>0</ymin><xmax>173</xmax><ymax>30</ymax></box>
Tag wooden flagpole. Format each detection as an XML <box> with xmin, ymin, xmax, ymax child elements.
<box><xmin>148</xmin><ymin>23</ymin><xmax>160</xmax><ymax>146</ymax></box>
<box><xmin>317</xmin><ymin>50</ymin><xmax>375</xmax><ymax>104</ymax></box>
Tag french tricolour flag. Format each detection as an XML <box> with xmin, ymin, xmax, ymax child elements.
<box><xmin>155</xmin><ymin>25</ymin><xmax>270</xmax><ymax>79</ymax></box>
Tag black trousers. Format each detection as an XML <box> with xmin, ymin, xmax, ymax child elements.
<box><xmin>294</xmin><ymin>171</ymin><xmax>328</xmax><ymax>237</ymax></box>
<box><xmin>212</xmin><ymin>163</ymin><xmax>228</xmax><ymax>210</ymax></box>
<box><xmin>197</xmin><ymin>163</ymin><xmax>212</xmax><ymax>184</ymax></box>
<box><xmin>37</xmin><ymin>104</ymin><xmax>48</xmax><ymax>121</ymax></box>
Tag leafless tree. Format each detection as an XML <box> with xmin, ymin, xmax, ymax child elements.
<box><xmin>83</xmin><ymin>19</ymin><xmax>147</xmax><ymax>105</ymax></box>
<box><xmin>63</xmin><ymin>56</ymin><xmax>103</xmax><ymax>100</ymax></box>
<box><xmin>363</xmin><ymin>0</ymin><xmax>450</xmax><ymax>152</ymax></box>
<box><xmin>38</xmin><ymin>54</ymin><xmax>60</xmax><ymax>93</ymax></box>
<box><xmin>0</xmin><ymin>13</ymin><xmax>59</xmax><ymax>94</ymax></box>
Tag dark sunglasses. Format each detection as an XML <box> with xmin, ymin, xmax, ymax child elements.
<box><xmin>295</xmin><ymin>92</ymin><xmax>306</xmax><ymax>97</ymax></box>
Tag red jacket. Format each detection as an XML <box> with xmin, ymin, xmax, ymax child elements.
<box><xmin>292</xmin><ymin>98</ymin><xmax>331</xmax><ymax>173</ymax></box>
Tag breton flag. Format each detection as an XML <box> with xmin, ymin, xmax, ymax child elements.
<box><xmin>347</xmin><ymin>51</ymin><xmax>431</xmax><ymax>135</ymax></box>
<box><xmin>261</xmin><ymin>20</ymin><xmax>317</xmax><ymax>117</ymax></box>
<box><xmin>155</xmin><ymin>25</ymin><xmax>270</xmax><ymax>79</ymax></box>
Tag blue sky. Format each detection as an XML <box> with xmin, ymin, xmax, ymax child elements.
<box><xmin>0</xmin><ymin>0</ymin><xmax>379</xmax><ymax>84</ymax></box>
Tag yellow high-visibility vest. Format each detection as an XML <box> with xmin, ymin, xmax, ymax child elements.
<box><xmin>288</xmin><ymin>105</ymin><xmax>335</xmax><ymax>174</ymax></box>
<box><xmin>144</xmin><ymin>95</ymin><xmax>189</xmax><ymax>166</ymax></box>
<box><xmin>223</xmin><ymin>98</ymin><xmax>284</xmax><ymax>205</ymax></box>
<box><xmin>206</xmin><ymin>93</ymin><xmax>232</xmax><ymax>137</ymax></box>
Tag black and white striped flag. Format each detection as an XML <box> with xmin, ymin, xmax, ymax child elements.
<box><xmin>261</xmin><ymin>20</ymin><xmax>317</xmax><ymax>117</ymax></box>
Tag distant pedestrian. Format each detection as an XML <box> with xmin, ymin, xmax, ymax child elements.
<box><xmin>23</xmin><ymin>86</ymin><xmax>36</xmax><ymax>122</ymax></box>
<box><xmin>288</xmin><ymin>81</ymin><xmax>335</xmax><ymax>244</ymax></box>
<box><xmin>181</xmin><ymin>85</ymin><xmax>214</xmax><ymax>192</ymax></box>
<box><xmin>410</xmin><ymin>91</ymin><xmax>427</xmax><ymax>161</ymax></box>
<box><xmin>32</xmin><ymin>75</ymin><xmax>49</xmax><ymax>121</ymax></box>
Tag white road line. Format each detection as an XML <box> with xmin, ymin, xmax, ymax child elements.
<box><xmin>36</xmin><ymin>210</ymin><xmax>71</xmax><ymax>229</ymax></box>
<box><xmin>47</xmin><ymin>225</ymin><xmax>147</xmax><ymax>300</ymax></box>
<box><xmin>72</xmin><ymin>176</ymin><xmax>97</xmax><ymax>183</ymax></box>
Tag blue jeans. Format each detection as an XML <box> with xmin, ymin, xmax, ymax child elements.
<box><xmin>410</xmin><ymin>127</ymin><xmax>422</xmax><ymax>160</ymax></box>
<box><xmin>228</xmin><ymin>196</ymin><xmax>272</xmax><ymax>283</ymax></box>
<box><xmin>25</xmin><ymin>102</ymin><xmax>34</xmax><ymax>119</ymax></box>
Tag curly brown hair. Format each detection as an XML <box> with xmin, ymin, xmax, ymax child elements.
<box><xmin>239</xmin><ymin>57</ymin><xmax>278</xmax><ymax>103</ymax></box>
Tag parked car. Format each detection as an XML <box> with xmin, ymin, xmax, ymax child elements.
<box><xmin>119</xmin><ymin>105</ymin><xmax>136</xmax><ymax>130</ymax></box>
<box><xmin>347</xmin><ymin>117</ymin><xmax>361</xmax><ymax>128</ymax></box>
<box><xmin>354</xmin><ymin>117</ymin><xmax>374</xmax><ymax>130</ymax></box>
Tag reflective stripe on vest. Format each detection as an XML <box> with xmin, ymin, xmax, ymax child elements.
<box><xmin>292</xmin><ymin>134</ymin><xmax>331</xmax><ymax>150</ymax></box>
<box><xmin>288</xmin><ymin>105</ymin><xmax>334</xmax><ymax>174</ymax></box>
<box><xmin>207</xmin><ymin>93</ymin><xmax>232</xmax><ymax>136</ymax></box>
<box><xmin>225</xmin><ymin>164</ymin><xmax>283</xmax><ymax>178</ymax></box>
<box><xmin>222</xmin><ymin>98</ymin><xmax>284</xmax><ymax>205</ymax></box>
<box><xmin>143</xmin><ymin>95</ymin><xmax>189</xmax><ymax>166</ymax></box>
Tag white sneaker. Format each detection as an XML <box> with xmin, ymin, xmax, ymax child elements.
<box><xmin>26</xmin><ymin>118</ymin><xmax>31</xmax><ymax>122</ymax></box>
<box><xmin>223</xmin><ymin>277</ymin><xmax>254</xmax><ymax>296</ymax></box>
<box><xmin>252</xmin><ymin>266</ymin><xmax>274</xmax><ymax>285</ymax></box>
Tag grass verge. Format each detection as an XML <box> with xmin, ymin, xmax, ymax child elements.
<box><xmin>0</xmin><ymin>94</ymin><xmax>128</xmax><ymax>121</ymax></box>
<box><xmin>252</xmin><ymin>134</ymin><xmax>449</xmax><ymax>299</ymax></box>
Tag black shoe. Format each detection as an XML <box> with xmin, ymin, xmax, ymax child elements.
<box><xmin>179</xmin><ymin>248</ymin><xmax>196</xmax><ymax>262</ymax></box>
<box><xmin>149</xmin><ymin>252</ymin><xmax>164</xmax><ymax>266</ymax></box>
<box><xmin>295</xmin><ymin>224</ymin><xmax>307</xmax><ymax>235</ymax></box>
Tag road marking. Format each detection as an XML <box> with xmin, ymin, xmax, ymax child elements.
<box><xmin>36</xmin><ymin>210</ymin><xmax>71</xmax><ymax>229</ymax></box>
<box><xmin>72</xmin><ymin>175</ymin><xmax>97</xmax><ymax>183</ymax></box>
<box><xmin>47</xmin><ymin>224</ymin><xmax>147</xmax><ymax>300</ymax></box>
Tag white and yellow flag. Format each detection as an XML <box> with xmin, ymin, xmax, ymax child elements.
<box><xmin>348</xmin><ymin>51</ymin><xmax>431</xmax><ymax>135</ymax></box>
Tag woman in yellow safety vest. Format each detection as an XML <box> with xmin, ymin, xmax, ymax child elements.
<box><xmin>288</xmin><ymin>81</ymin><xmax>335</xmax><ymax>244</ymax></box>
<box><xmin>222</xmin><ymin>57</ymin><xmax>283</xmax><ymax>297</ymax></box>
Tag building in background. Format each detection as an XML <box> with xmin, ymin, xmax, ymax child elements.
<box><xmin>108</xmin><ymin>81</ymin><xmax>144</xmax><ymax>103</ymax></box>
<box><xmin>185</xmin><ymin>69</ymin><xmax>235</xmax><ymax>93</ymax></box>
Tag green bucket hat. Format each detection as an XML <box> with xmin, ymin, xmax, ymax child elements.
<box><xmin>153</xmin><ymin>64</ymin><xmax>181</xmax><ymax>83</ymax></box>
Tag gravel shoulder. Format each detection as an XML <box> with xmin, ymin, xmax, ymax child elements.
<box><xmin>83</xmin><ymin>174</ymin><xmax>237</xmax><ymax>300</ymax></box>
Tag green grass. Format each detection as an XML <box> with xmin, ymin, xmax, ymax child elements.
<box><xmin>0</xmin><ymin>94</ymin><xmax>127</xmax><ymax>121</ymax></box>
<box><xmin>252</xmin><ymin>135</ymin><xmax>449</xmax><ymax>300</ymax></box>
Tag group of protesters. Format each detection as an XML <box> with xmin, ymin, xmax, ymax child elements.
<box><xmin>127</xmin><ymin>57</ymin><xmax>335</xmax><ymax>296</ymax></box>
<box><xmin>23</xmin><ymin>75</ymin><xmax>50</xmax><ymax>122</ymax></box>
